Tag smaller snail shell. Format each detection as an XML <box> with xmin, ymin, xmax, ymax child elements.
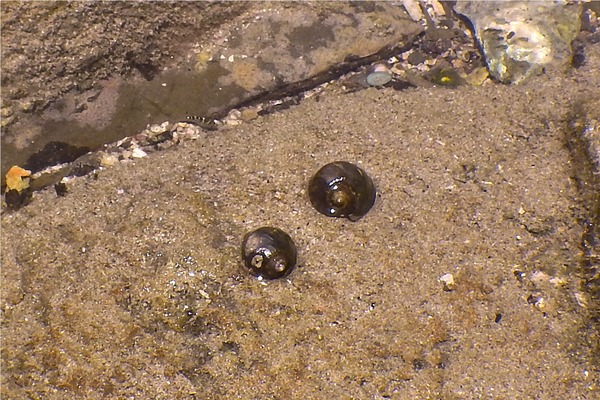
<box><xmin>308</xmin><ymin>161</ymin><xmax>376</xmax><ymax>221</ymax></box>
<box><xmin>241</xmin><ymin>227</ymin><xmax>298</xmax><ymax>280</ymax></box>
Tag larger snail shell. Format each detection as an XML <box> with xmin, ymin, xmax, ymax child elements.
<box><xmin>308</xmin><ymin>161</ymin><xmax>376</xmax><ymax>221</ymax></box>
<box><xmin>241</xmin><ymin>227</ymin><xmax>297</xmax><ymax>280</ymax></box>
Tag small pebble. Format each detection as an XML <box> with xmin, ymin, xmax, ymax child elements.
<box><xmin>0</xmin><ymin>107</ymin><xmax>13</xmax><ymax>118</ymax></box>
<box><xmin>407</xmin><ymin>51</ymin><xmax>427</xmax><ymax>65</ymax></box>
<box><xmin>100</xmin><ymin>153</ymin><xmax>119</xmax><ymax>167</ymax></box>
<box><xmin>18</xmin><ymin>100</ymin><xmax>34</xmax><ymax>112</ymax></box>
<box><xmin>0</xmin><ymin>115</ymin><xmax>15</xmax><ymax>128</ymax></box>
<box><xmin>240</xmin><ymin>108</ymin><xmax>259</xmax><ymax>122</ymax></box>
<box><xmin>131</xmin><ymin>148</ymin><xmax>148</xmax><ymax>158</ymax></box>
<box><xmin>465</xmin><ymin>67</ymin><xmax>490</xmax><ymax>86</ymax></box>
<box><xmin>439</xmin><ymin>273</ymin><xmax>455</xmax><ymax>291</ymax></box>
<box><xmin>372</xmin><ymin>64</ymin><xmax>390</xmax><ymax>72</ymax></box>
<box><xmin>224</xmin><ymin>109</ymin><xmax>242</xmax><ymax>125</ymax></box>
<box><xmin>150</xmin><ymin>124</ymin><xmax>164</xmax><ymax>134</ymax></box>
<box><xmin>54</xmin><ymin>182</ymin><xmax>68</xmax><ymax>197</ymax></box>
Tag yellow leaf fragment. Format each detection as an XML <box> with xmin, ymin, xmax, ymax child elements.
<box><xmin>5</xmin><ymin>165</ymin><xmax>31</xmax><ymax>193</ymax></box>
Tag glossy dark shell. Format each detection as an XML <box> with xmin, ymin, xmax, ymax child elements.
<box><xmin>241</xmin><ymin>227</ymin><xmax>297</xmax><ymax>280</ymax></box>
<box><xmin>308</xmin><ymin>161</ymin><xmax>376</xmax><ymax>221</ymax></box>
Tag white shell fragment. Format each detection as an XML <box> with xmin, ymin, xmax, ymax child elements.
<box><xmin>401</xmin><ymin>0</ymin><xmax>445</xmax><ymax>22</ymax></box>
<box><xmin>131</xmin><ymin>148</ymin><xmax>148</xmax><ymax>158</ymax></box>
<box><xmin>366</xmin><ymin>71</ymin><xmax>392</xmax><ymax>87</ymax></box>
<box><xmin>439</xmin><ymin>273</ymin><xmax>456</xmax><ymax>291</ymax></box>
<box><xmin>100</xmin><ymin>153</ymin><xmax>119</xmax><ymax>167</ymax></box>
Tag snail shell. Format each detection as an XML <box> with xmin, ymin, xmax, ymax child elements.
<box><xmin>241</xmin><ymin>227</ymin><xmax>297</xmax><ymax>280</ymax></box>
<box><xmin>308</xmin><ymin>161</ymin><xmax>376</xmax><ymax>221</ymax></box>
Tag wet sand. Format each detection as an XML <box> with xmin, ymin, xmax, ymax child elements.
<box><xmin>2</xmin><ymin>38</ymin><xmax>599</xmax><ymax>400</ymax></box>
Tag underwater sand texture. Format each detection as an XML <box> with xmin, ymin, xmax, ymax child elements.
<box><xmin>2</xmin><ymin>47</ymin><xmax>600</xmax><ymax>400</ymax></box>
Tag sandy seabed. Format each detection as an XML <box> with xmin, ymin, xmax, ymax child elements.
<box><xmin>2</xmin><ymin>34</ymin><xmax>600</xmax><ymax>400</ymax></box>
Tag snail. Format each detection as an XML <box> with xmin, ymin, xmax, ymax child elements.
<box><xmin>241</xmin><ymin>227</ymin><xmax>298</xmax><ymax>280</ymax></box>
<box><xmin>308</xmin><ymin>161</ymin><xmax>376</xmax><ymax>221</ymax></box>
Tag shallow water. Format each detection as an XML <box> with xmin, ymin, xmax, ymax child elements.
<box><xmin>1</xmin><ymin>62</ymin><xmax>246</xmax><ymax>177</ymax></box>
<box><xmin>1</xmin><ymin>1</ymin><xmax>422</xmax><ymax>182</ymax></box>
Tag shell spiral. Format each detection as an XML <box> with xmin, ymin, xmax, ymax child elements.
<box><xmin>241</xmin><ymin>227</ymin><xmax>298</xmax><ymax>280</ymax></box>
<box><xmin>308</xmin><ymin>161</ymin><xmax>376</xmax><ymax>221</ymax></box>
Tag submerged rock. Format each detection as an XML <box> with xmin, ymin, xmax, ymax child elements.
<box><xmin>455</xmin><ymin>1</ymin><xmax>582</xmax><ymax>84</ymax></box>
<box><xmin>204</xmin><ymin>3</ymin><xmax>422</xmax><ymax>92</ymax></box>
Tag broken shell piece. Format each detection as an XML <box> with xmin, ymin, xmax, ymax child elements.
<box><xmin>439</xmin><ymin>273</ymin><xmax>455</xmax><ymax>291</ymax></box>
<box><xmin>100</xmin><ymin>153</ymin><xmax>119</xmax><ymax>167</ymax></box>
<box><xmin>150</xmin><ymin>124</ymin><xmax>164</xmax><ymax>134</ymax></box>
<box><xmin>372</xmin><ymin>64</ymin><xmax>390</xmax><ymax>73</ymax></box>
<box><xmin>224</xmin><ymin>109</ymin><xmax>242</xmax><ymax>126</ymax></box>
<box><xmin>366</xmin><ymin>71</ymin><xmax>392</xmax><ymax>87</ymax></box>
<box><xmin>131</xmin><ymin>148</ymin><xmax>148</xmax><ymax>159</ymax></box>
<box><xmin>401</xmin><ymin>0</ymin><xmax>445</xmax><ymax>22</ymax></box>
<box><xmin>401</xmin><ymin>0</ymin><xmax>424</xmax><ymax>21</ymax></box>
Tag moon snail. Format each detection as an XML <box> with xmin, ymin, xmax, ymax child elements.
<box><xmin>241</xmin><ymin>227</ymin><xmax>298</xmax><ymax>280</ymax></box>
<box><xmin>308</xmin><ymin>161</ymin><xmax>376</xmax><ymax>221</ymax></box>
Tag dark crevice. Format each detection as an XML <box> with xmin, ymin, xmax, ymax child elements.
<box><xmin>563</xmin><ymin>101</ymin><xmax>600</xmax><ymax>364</ymax></box>
<box><xmin>212</xmin><ymin>34</ymin><xmax>422</xmax><ymax>119</ymax></box>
